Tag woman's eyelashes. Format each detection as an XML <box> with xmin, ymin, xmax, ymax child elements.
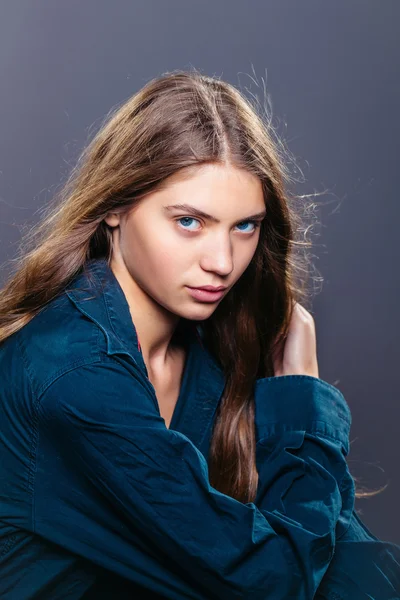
<box><xmin>175</xmin><ymin>216</ymin><xmax>261</xmax><ymax>234</ymax></box>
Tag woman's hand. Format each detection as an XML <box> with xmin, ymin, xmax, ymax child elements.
<box><xmin>272</xmin><ymin>301</ymin><xmax>319</xmax><ymax>378</ymax></box>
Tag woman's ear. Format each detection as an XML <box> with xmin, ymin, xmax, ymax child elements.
<box><xmin>104</xmin><ymin>212</ymin><xmax>120</xmax><ymax>227</ymax></box>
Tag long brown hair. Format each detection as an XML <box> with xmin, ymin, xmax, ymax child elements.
<box><xmin>0</xmin><ymin>68</ymin><xmax>384</xmax><ymax>503</ymax></box>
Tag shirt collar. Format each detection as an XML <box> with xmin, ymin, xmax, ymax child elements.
<box><xmin>66</xmin><ymin>257</ymin><xmax>142</xmax><ymax>361</ymax></box>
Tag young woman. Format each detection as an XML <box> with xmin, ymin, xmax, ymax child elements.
<box><xmin>0</xmin><ymin>70</ymin><xmax>399</xmax><ymax>599</ymax></box>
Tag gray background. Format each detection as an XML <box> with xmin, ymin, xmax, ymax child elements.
<box><xmin>0</xmin><ymin>1</ymin><xmax>399</xmax><ymax>543</ymax></box>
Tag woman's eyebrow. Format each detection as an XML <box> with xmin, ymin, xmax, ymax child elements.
<box><xmin>162</xmin><ymin>203</ymin><xmax>267</xmax><ymax>223</ymax></box>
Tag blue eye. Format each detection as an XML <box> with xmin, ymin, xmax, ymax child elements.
<box><xmin>177</xmin><ymin>217</ymin><xmax>199</xmax><ymax>231</ymax></box>
<box><xmin>236</xmin><ymin>221</ymin><xmax>259</xmax><ymax>233</ymax></box>
<box><xmin>176</xmin><ymin>217</ymin><xmax>260</xmax><ymax>234</ymax></box>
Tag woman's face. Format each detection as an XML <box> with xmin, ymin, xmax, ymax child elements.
<box><xmin>105</xmin><ymin>163</ymin><xmax>266</xmax><ymax>321</ymax></box>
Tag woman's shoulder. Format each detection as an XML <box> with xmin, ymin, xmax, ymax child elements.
<box><xmin>1</xmin><ymin>290</ymin><xmax>106</xmax><ymax>398</ymax></box>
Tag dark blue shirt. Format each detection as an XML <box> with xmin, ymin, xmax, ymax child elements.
<box><xmin>0</xmin><ymin>258</ymin><xmax>399</xmax><ymax>599</ymax></box>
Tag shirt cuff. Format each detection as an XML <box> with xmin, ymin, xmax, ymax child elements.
<box><xmin>254</xmin><ymin>375</ymin><xmax>352</xmax><ymax>455</ymax></box>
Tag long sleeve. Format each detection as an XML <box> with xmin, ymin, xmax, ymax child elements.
<box><xmin>35</xmin><ymin>355</ymin><xmax>355</xmax><ymax>600</ymax></box>
<box><xmin>253</xmin><ymin>375</ymin><xmax>355</xmax><ymax>596</ymax></box>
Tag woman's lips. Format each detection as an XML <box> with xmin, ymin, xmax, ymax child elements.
<box><xmin>185</xmin><ymin>286</ymin><xmax>226</xmax><ymax>302</ymax></box>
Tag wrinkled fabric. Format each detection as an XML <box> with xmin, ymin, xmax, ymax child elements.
<box><xmin>0</xmin><ymin>257</ymin><xmax>398</xmax><ymax>599</ymax></box>
<box><xmin>315</xmin><ymin>509</ymin><xmax>400</xmax><ymax>599</ymax></box>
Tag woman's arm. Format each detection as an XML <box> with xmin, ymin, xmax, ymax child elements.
<box><xmin>35</xmin><ymin>355</ymin><xmax>354</xmax><ymax>600</ymax></box>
